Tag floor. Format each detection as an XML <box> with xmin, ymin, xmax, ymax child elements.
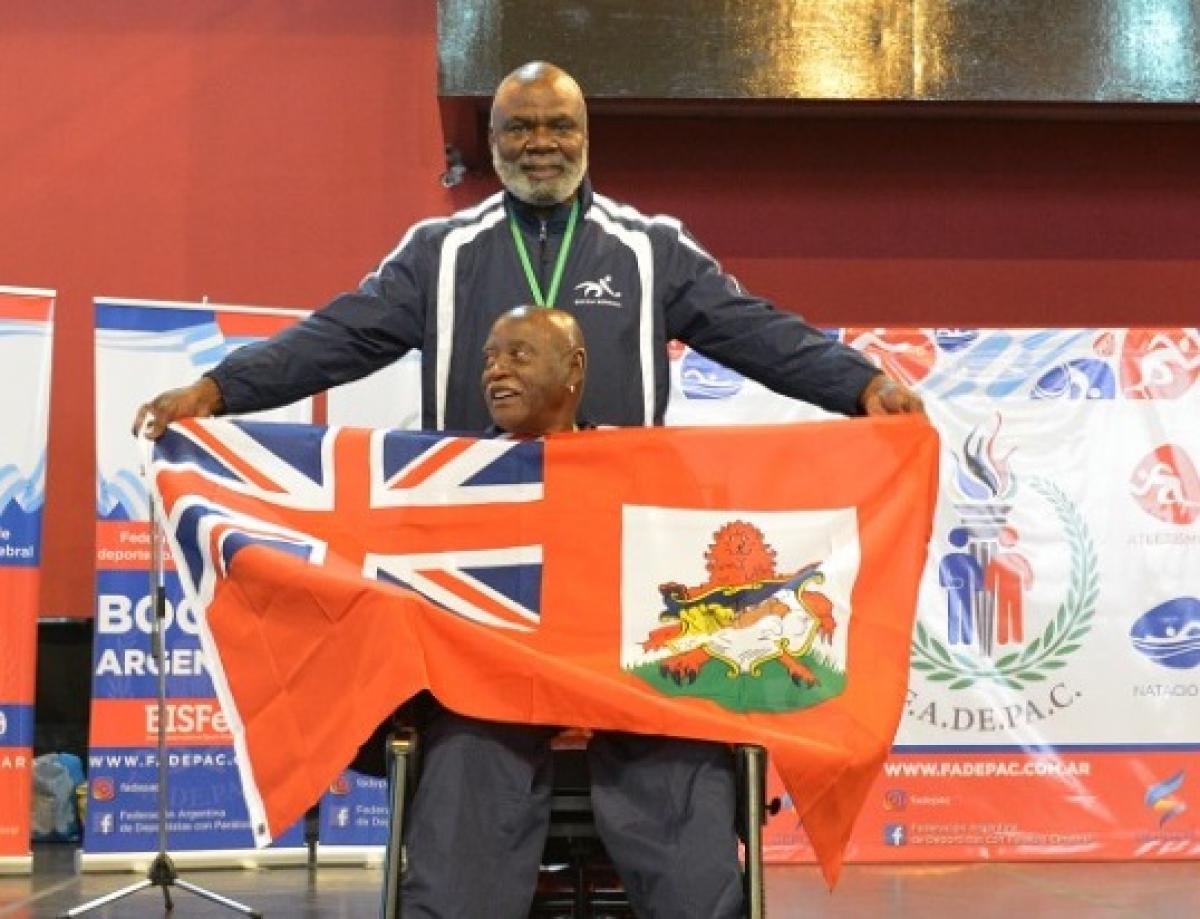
<box><xmin>1</xmin><ymin>847</ymin><xmax>1197</xmax><ymax>918</ymax></box>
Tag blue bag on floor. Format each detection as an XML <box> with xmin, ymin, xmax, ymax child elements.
<box><xmin>31</xmin><ymin>752</ymin><xmax>85</xmax><ymax>842</ymax></box>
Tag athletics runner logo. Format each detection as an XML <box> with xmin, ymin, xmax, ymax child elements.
<box><xmin>843</xmin><ymin>328</ymin><xmax>937</xmax><ymax>387</ymax></box>
<box><xmin>620</xmin><ymin>508</ymin><xmax>859</xmax><ymax>713</ymax></box>
<box><xmin>1120</xmin><ymin>329</ymin><xmax>1200</xmax><ymax>400</ymax></box>
<box><xmin>1130</xmin><ymin>445</ymin><xmax>1200</xmax><ymax>526</ymax></box>
<box><xmin>913</xmin><ymin>414</ymin><xmax>1099</xmax><ymax>690</ymax></box>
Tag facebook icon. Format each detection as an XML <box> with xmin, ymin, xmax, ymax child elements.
<box><xmin>884</xmin><ymin>823</ymin><xmax>907</xmax><ymax>847</ymax></box>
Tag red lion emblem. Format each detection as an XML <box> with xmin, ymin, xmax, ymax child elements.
<box><xmin>643</xmin><ymin>522</ymin><xmax>837</xmax><ymax>688</ymax></box>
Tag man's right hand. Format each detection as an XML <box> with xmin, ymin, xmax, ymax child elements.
<box><xmin>132</xmin><ymin>377</ymin><xmax>225</xmax><ymax>440</ymax></box>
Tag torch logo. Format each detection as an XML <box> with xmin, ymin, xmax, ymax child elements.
<box><xmin>913</xmin><ymin>414</ymin><xmax>1098</xmax><ymax>690</ymax></box>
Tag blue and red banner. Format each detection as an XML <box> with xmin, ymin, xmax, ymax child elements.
<box><xmin>316</xmin><ymin>770</ymin><xmax>390</xmax><ymax>850</ymax></box>
<box><xmin>148</xmin><ymin>416</ymin><xmax>939</xmax><ymax>883</ymax></box>
<box><xmin>85</xmin><ymin>299</ymin><xmax>312</xmax><ymax>865</ymax></box>
<box><xmin>0</xmin><ymin>286</ymin><xmax>54</xmax><ymax>874</ymax></box>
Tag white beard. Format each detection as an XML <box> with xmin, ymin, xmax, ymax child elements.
<box><xmin>493</xmin><ymin>145</ymin><xmax>589</xmax><ymax>206</ymax></box>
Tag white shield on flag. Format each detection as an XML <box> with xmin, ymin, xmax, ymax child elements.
<box><xmin>620</xmin><ymin>506</ymin><xmax>860</xmax><ymax>713</ymax></box>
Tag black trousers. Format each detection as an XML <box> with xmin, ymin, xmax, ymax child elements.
<box><xmin>399</xmin><ymin>708</ymin><xmax>745</xmax><ymax>918</ymax></box>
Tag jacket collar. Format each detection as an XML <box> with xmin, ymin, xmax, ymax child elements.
<box><xmin>485</xmin><ymin>418</ymin><xmax>594</xmax><ymax>437</ymax></box>
<box><xmin>503</xmin><ymin>176</ymin><xmax>594</xmax><ymax>233</ymax></box>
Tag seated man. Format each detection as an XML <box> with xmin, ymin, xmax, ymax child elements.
<box><xmin>401</xmin><ymin>305</ymin><xmax>744</xmax><ymax>918</ymax></box>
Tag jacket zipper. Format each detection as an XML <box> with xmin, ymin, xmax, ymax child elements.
<box><xmin>538</xmin><ymin>219</ymin><xmax>550</xmax><ymax>296</ymax></box>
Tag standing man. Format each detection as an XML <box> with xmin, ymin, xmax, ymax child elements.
<box><xmin>133</xmin><ymin>61</ymin><xmax>923</xmax><ymax>917</ymax></box>
<box><xmin>134</xmin><ymin>60</ymin><xmax>919</xmax><ymax>439</ymax></box>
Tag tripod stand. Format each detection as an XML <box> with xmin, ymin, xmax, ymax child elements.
<box><xmin>60</xmin><ymin>492</ymin><xmax>262</xmax><ymax>918</ymax></box>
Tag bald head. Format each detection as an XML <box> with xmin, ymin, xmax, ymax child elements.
<box><xmin>511</xmin><ymin>305</ymin><xmax>585</xmax><ymax>350</ymax></box>
<box><xmin>490</xmin><ymin>62</ymin><xmax>589</xmax><ymax>206</ymax></box>
<box><xmin>481</xmin><ymin>307</ymin><xmax>587</xmax><ymax>435</ymax></box>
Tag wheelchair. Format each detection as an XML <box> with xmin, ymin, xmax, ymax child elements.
<box><xmin>378</xmin><ymin>723</ymin><xmax>775</xmax><ymax>918</ymax></box>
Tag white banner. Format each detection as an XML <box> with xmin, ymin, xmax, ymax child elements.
<box><xmin>665</xmin><ymin>327</ymin><xmax>1200</xmax><ymax>863</ymax></box>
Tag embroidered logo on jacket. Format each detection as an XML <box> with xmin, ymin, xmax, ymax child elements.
<box><xmin>573</xmin><ymin>275</ymin><xmax>622</xmax><ymax>307</ymax></box>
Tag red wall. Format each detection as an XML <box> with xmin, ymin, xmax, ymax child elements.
<box><xmin>588</xmin><ymin>114</ymin><xmax>1200</xmax><ymax>326</ymax></box>
<box><xmin>0</xmin><ymin>2</ymin><xmax>449</xmax><ymax>617</ymax></box>
<box><xmin>2</xmin><ymin>3</ymin><xmax>1198</xmax><ymax>617</ymax></box>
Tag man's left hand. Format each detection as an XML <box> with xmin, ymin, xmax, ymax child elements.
<box><xmin>859</xmin><ymin>373</ymin><xmax>925</xmax><ymax>416</ymax></box>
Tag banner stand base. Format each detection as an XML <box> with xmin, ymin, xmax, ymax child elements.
<box><xmin>0</xmin><ymin>855</ymin><xmax>33</xmax><ymax>875</ymax></box>
<box><xmin>77</xmin><ymin>846</ymin><xmax>309</xmax><ymax>873</ymax></box>
<box><xmin>313</xmin><ymin>844</ymin><xmax>384</xmax><ymax>867</ymax></box>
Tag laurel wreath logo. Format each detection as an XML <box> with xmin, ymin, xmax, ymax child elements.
<box><xmin>911</xmin><ymin>478</ymin><xmax>1098</xmax><ymax>691</ymax></box>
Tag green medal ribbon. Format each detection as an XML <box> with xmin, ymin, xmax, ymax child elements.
<box><xmin>507</xmin><ymin>198</ymin><xmax>580</xmax><ymax>308</ymax></box>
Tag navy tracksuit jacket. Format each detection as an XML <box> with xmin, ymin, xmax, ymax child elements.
<box><xmin>208</xmin><ymin>178</ymin><xmax>879</xmax><ymax>428</ymax></box>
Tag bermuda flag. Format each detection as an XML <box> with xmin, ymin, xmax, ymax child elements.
<box><xmin>148</xmin><ymin>416</ymin><xmax>938</xmax><ymax>884</ymax></box>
